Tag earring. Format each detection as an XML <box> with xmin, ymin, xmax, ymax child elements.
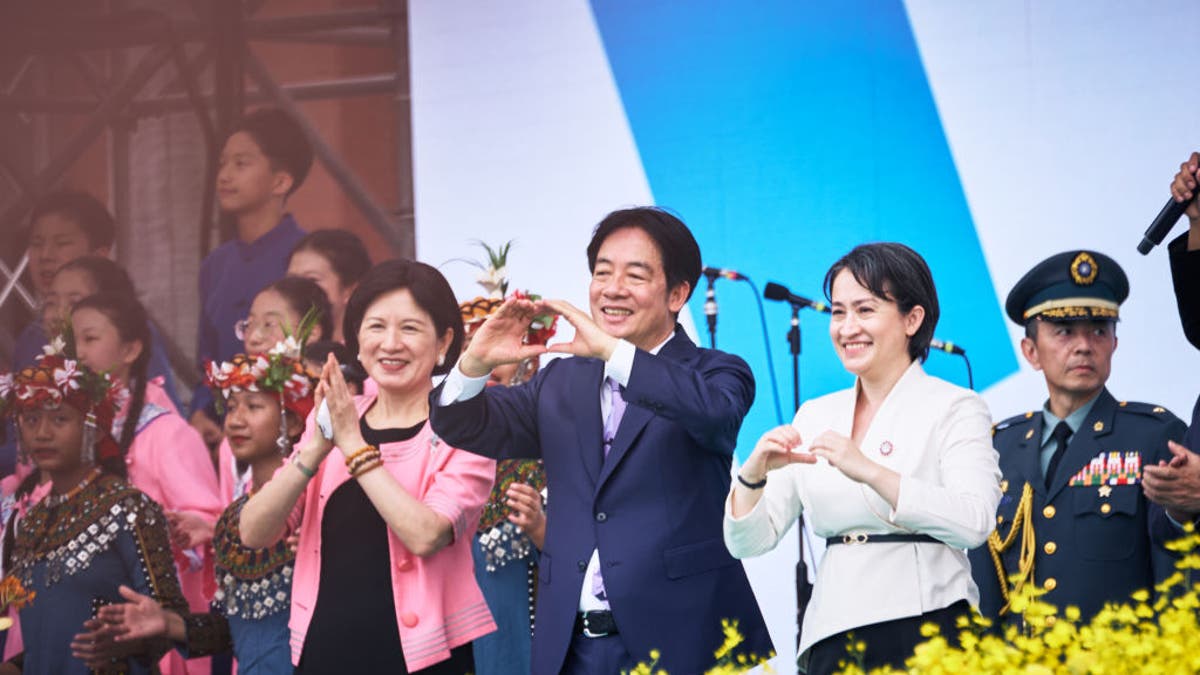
<box><xmin>81</xmin><ymin>412</ymin><xmax>98</xmax><ymax>465</ymax></box>
<box><xmin>437</xmin><ymin>354</ymin><xmax>446</xmax><ymax>366</ymax></box>
<box><xmin>277</xmin><ymin>398</ymin><xmax>292</xmax><ymax>455</ymax></box>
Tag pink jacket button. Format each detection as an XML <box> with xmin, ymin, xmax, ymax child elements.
<box><xmin>400</xmin><ymin>612</ymin><xmax>419</xmax><ymax>628</ymax></box>
<box><xmin>396</xmin><ymin>558</ymin><xmax>413</xmax><ymax>572</ymax></box>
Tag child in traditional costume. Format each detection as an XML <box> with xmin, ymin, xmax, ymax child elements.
<box><xmin>0</xmin><ymin>351</ymin><xmax>192</xmax><ymax>674</ymax></box>
<box><xmin>97</xmin><ymin>333</ymin><xmax>318</xmax><ymax>675</ymax></box>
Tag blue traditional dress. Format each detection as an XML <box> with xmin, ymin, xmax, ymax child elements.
<box><xmin>210</xmin><ymin>494</ymin><xmax>294</xmax><ymax>675</ymax></box>
<box><xmin>6</xmin><ymin>471</ymin><xmax>200</xmax><ymax>674</ymax></box>
<box><xmin>470</xmin><ymin>459</ymin><xmax>544</xmax><ymax>675</ymax></box>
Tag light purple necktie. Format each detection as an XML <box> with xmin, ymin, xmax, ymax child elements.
<box><xmin>602</xmin><ymin>377</ymin><xmax>627</xmax><ymax>458</ymax></box>
<box><xmin>592</xmin><ymin>378</ymin><xmax>626</xmax><ymax>603</ymax></box>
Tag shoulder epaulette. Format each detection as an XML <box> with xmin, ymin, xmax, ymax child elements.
<box><xmin>992</xmin><ymin>410</ymin><xmax>1036</xmax><ymax>436</ymax></box>
<box><xmin>1114</xmin><ymin>400</ymin><xmax>1177</xmax><ymax>421</ymax></box>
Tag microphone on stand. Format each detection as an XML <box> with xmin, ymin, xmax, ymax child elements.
<box><xmin>763</xmin><ymin>281</ymin><xmax>830</xmax><ymax>313</ymax></box>
<box><xmin>929</xmin><ymin>338</ymin><xmax>965</xmax><ymax>355</ymax></box>
<box><xmin>927</xmin><ymin>337</ymin><xmax>974</xmax><ymax>389</ymax></box>
<box><xmin>702</xmin><ymin>266</ymin><xmax>747</xmax><ymax>281</ymax></box>
<box><xmin>700</xmin><ymin>266</ymin><xmax>748</xmax><ymax>349</ymax></box>
<box><xmin>704</xmin><ymin>275</ymin><xmax>718</xmax><ymax>348</ymax></box>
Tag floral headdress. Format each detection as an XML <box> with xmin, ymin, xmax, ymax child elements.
<box><xmin>459</xmin><ymin>241</ymin><xmax>558</xmax><ymax>346</ymax></box>
<box><xmin>205</xmin><ymin>325</ymin><xmax>319</xmax><ymax>453</ymax></box>
<box><xmin>1</xmin><ymin>340</ymin><xmax>125</xmax><ymax>465</ymax></box>
<box><xmin>205</xmin><ymin>340</ymin><xmax>317</xmax><ymax>419</ymax></box>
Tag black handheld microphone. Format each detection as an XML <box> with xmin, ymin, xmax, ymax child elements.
<box><xmin>929</xmin><ymin>338</ymin><xmax>965</xmax><ymax>355</ymax></box>
<box><xmin>1138</xmin><ymin>195</ymin><xmax>1193</xmax><ymax>255</ymax></box>
<box><xmin>763</xmin><ymin>282</ymin><xmax>830</xmax><ymax>313</ymax></box>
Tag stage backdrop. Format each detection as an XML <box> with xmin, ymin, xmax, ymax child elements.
<box><xmin>409</xmin><ymin>1</ymin><xmax>1200</xmax><ymax>668</ymax></box>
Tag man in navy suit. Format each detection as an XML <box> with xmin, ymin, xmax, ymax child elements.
<box><xmin>431</xmin><ymin>207</ymin><xmax>773</xmax><ymax>674</ymax></box>
<box><xmin>1142</xmin><ymin>155</ymin><xmax>1200</xmax><ymax>533</ymax></box>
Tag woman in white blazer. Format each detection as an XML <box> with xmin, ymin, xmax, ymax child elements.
<box><xmin>724</xmin><ymin>243</ymin><xmax>1001</xmax><ymax>674</ymax></box>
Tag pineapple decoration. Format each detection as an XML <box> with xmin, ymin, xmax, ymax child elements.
<box><xmin>460</xmin><ymin>241</ymin><xmax>557</xmax><ymax>345</ymax></box>
<box><xmin>474</xmin><ymin>240</ymin><xmax>512</xmax><ymax>299</ymax></box>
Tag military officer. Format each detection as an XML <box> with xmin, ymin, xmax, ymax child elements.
<box><xmin>969</xmin><ymin>250</ymin><xmax>1187</xmax><ymax>623</ymax></box>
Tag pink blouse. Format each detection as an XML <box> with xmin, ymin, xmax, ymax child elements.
<box><xmin>125</xmin><ymin>382</ymin><xmax>223</xmax><ymax>526</ymax></box>
<box><xmin>125</xmin><ymin>381</ymin><xmax>223</xmax><ymax>675</ymax></box>
<box><xmin>286</xmin><ymin>392</ymin><xmax>497</xmax><ymax>670</ymax></box>
<box><xmin>143</xmin><ymin>375</ymin><xmax>180</xmax><ymax>416</ymax></box>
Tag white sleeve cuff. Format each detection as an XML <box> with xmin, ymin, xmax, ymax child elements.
<box><xmin>603</xmin><ymin>339</ymin><xmax>636</xmax><ymax>387</ymax></box>
<box><xmin>436</xmin><ymin>361</ymin><xmax>490</xmax><ymax>405</ymax></box>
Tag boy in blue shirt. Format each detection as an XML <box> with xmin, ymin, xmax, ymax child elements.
<box><xmin>189</xmin><ymin>107</ymin><xmax>314</xmax><ymax>447</ymax></box>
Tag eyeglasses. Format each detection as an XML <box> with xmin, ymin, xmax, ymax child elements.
<box><xmin>234</xmin><ymin>317</ymin><xmax>282</xmax><ymax>342</ymax></box>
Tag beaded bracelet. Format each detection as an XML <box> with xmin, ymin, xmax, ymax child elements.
<box><xmin>344</xmin><ymin>445</ymin><xmax>378</xmax><ymax>467</ymax></box>
<box><xmin>347</xmin><ymin>449</ymin><xmax>383</xmax><ymax>475</ymax></box>
<box><xmin>352</xmin><ymin>458</ymin><xmax>384</xmax><ymax>479</ymax></box>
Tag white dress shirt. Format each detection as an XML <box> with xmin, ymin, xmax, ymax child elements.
<box><xmin>723</xmin><ymin>361</ymin><xmax>1001</xmax><ymax>659</ymax></box>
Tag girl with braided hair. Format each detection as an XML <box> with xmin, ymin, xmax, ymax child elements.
<box><xmin>69</xmin><ymin>292</ymin><xmax>223</xmax><ymax>675</ymax></box>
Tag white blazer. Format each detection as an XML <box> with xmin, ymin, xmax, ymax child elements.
<box><xmin>724</xmin><ymin>361</ymin><xmax>1001</xmax><ymax>659</ymax></box>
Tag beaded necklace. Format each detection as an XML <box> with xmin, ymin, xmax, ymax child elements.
<box><xmin>43</xmin><ymin>466</ymin><xmax>103</xmax><ymax>508</ymax></box>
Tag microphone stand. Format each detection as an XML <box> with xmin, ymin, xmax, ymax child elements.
<box><xmin>779</xmin><ymin>297</ymin><xmax>812</xmax><ymax>651</ymax></box>
<box><xmin>704</xmin><ymin>271</ymin><xmax>719</xmax><ymax>349</ymax></box>
<box><xmin>787</xmin><ymin>302</ymin><xmax>801</xmax><ymax>411</ymax></box>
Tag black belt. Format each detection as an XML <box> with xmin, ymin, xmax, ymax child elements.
<box><xmin>575</xmin><ymin>610</ymin><xmax>619</xmax><ymax>637</ymax></box>
<box><xmin>826</xmin><ymin>533</ymin><xmax>940</xmax><ymax>546</ymax></box>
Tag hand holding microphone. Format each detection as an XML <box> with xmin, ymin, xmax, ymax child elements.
<box><xmin>1169</xmin><ymin>152</ymin><xmax>1200</xmax><ymax>221</ymax></box>
<box><xmin>1139</xmin><ymin>151</ymin><xmax>1200</xmax><ymax>254</ymax></box>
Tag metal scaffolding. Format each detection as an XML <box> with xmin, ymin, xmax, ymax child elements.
<box><xmin>0</xmin><ymin>0</ymin><xmax>415</xmax><ymax>374</ymax></box>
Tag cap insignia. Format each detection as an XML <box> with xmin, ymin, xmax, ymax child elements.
<box><xmin>1070</xmin><ymin>252</ymin><xmax>1098</xmax><ymax>286</ymax></box>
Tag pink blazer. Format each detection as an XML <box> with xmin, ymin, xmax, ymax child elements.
<box><xmin>287</xmin><ymin>393</ymin><xmax>497</xmax><ymax>670</ymax></box>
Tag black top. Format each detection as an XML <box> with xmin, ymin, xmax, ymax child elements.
<box><xmin>297</xmin><ymin>418</ymin><xmax>422</xmax><ymax>674</ymax></box>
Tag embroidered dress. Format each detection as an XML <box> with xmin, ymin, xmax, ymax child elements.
<box><xmin>210</xmin><ymin>495</ymin><xmax>293</xmax><ymax>675</ymax></box>
<box><xmin>8</xmin><ymin>473</ymin><xmax>191</xmax><ymax>675</ymax></box>
<box><xmin>471</xmin><ymin>459</ymin><xmax>544</xmax><ymax>675</ymax></box>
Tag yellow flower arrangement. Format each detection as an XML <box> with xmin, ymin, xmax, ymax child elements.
<box><xmin>623</xmin><ymin>619</ymin><xmax>775</xmax><ymax>675</ymax></box>
<box><xmin>836</xmin><ymin>524</ymin><xmax>1200</xmax><ymax>674</ymax></box>
<box><xmin>625</xmin><ymin>527</ymin><xmax>1200</xmax><ymax>674</ymax></box>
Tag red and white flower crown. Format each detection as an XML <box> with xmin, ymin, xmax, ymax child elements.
<box><xmin>1</xmin><ymin>344</ymin><xmax>126</xmax><ymax>463</ymax></box>
<box><xmin>205</xmin><ymin>337</ymin><xmax>318</xmax><ymax>420</ymax></box>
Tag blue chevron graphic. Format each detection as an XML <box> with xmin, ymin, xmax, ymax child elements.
<box><xmin>590</xmin><ymin>0</ymin><xmax>1018</xmax><ymax>458</ymax></box>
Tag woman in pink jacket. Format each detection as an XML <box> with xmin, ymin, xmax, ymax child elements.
<box><xmin>239</xmin><ymin>259</ymin><xmax>496</xmax><ymax>673</ymax></box>
<box><xmin>71</xmin><ymin>291</ymin><xmax>224</xmax><ymax>675</ymax></box>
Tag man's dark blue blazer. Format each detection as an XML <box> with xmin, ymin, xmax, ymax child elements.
<box><xmin>1169</xmin><ymin>233</ymin><xmax>1200</xmax><ymax>450</ymax></box>
<box><xmin>431</xmin><ymin>325</ymin><xmax>773</xmax><ymax>674</ymax></box>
